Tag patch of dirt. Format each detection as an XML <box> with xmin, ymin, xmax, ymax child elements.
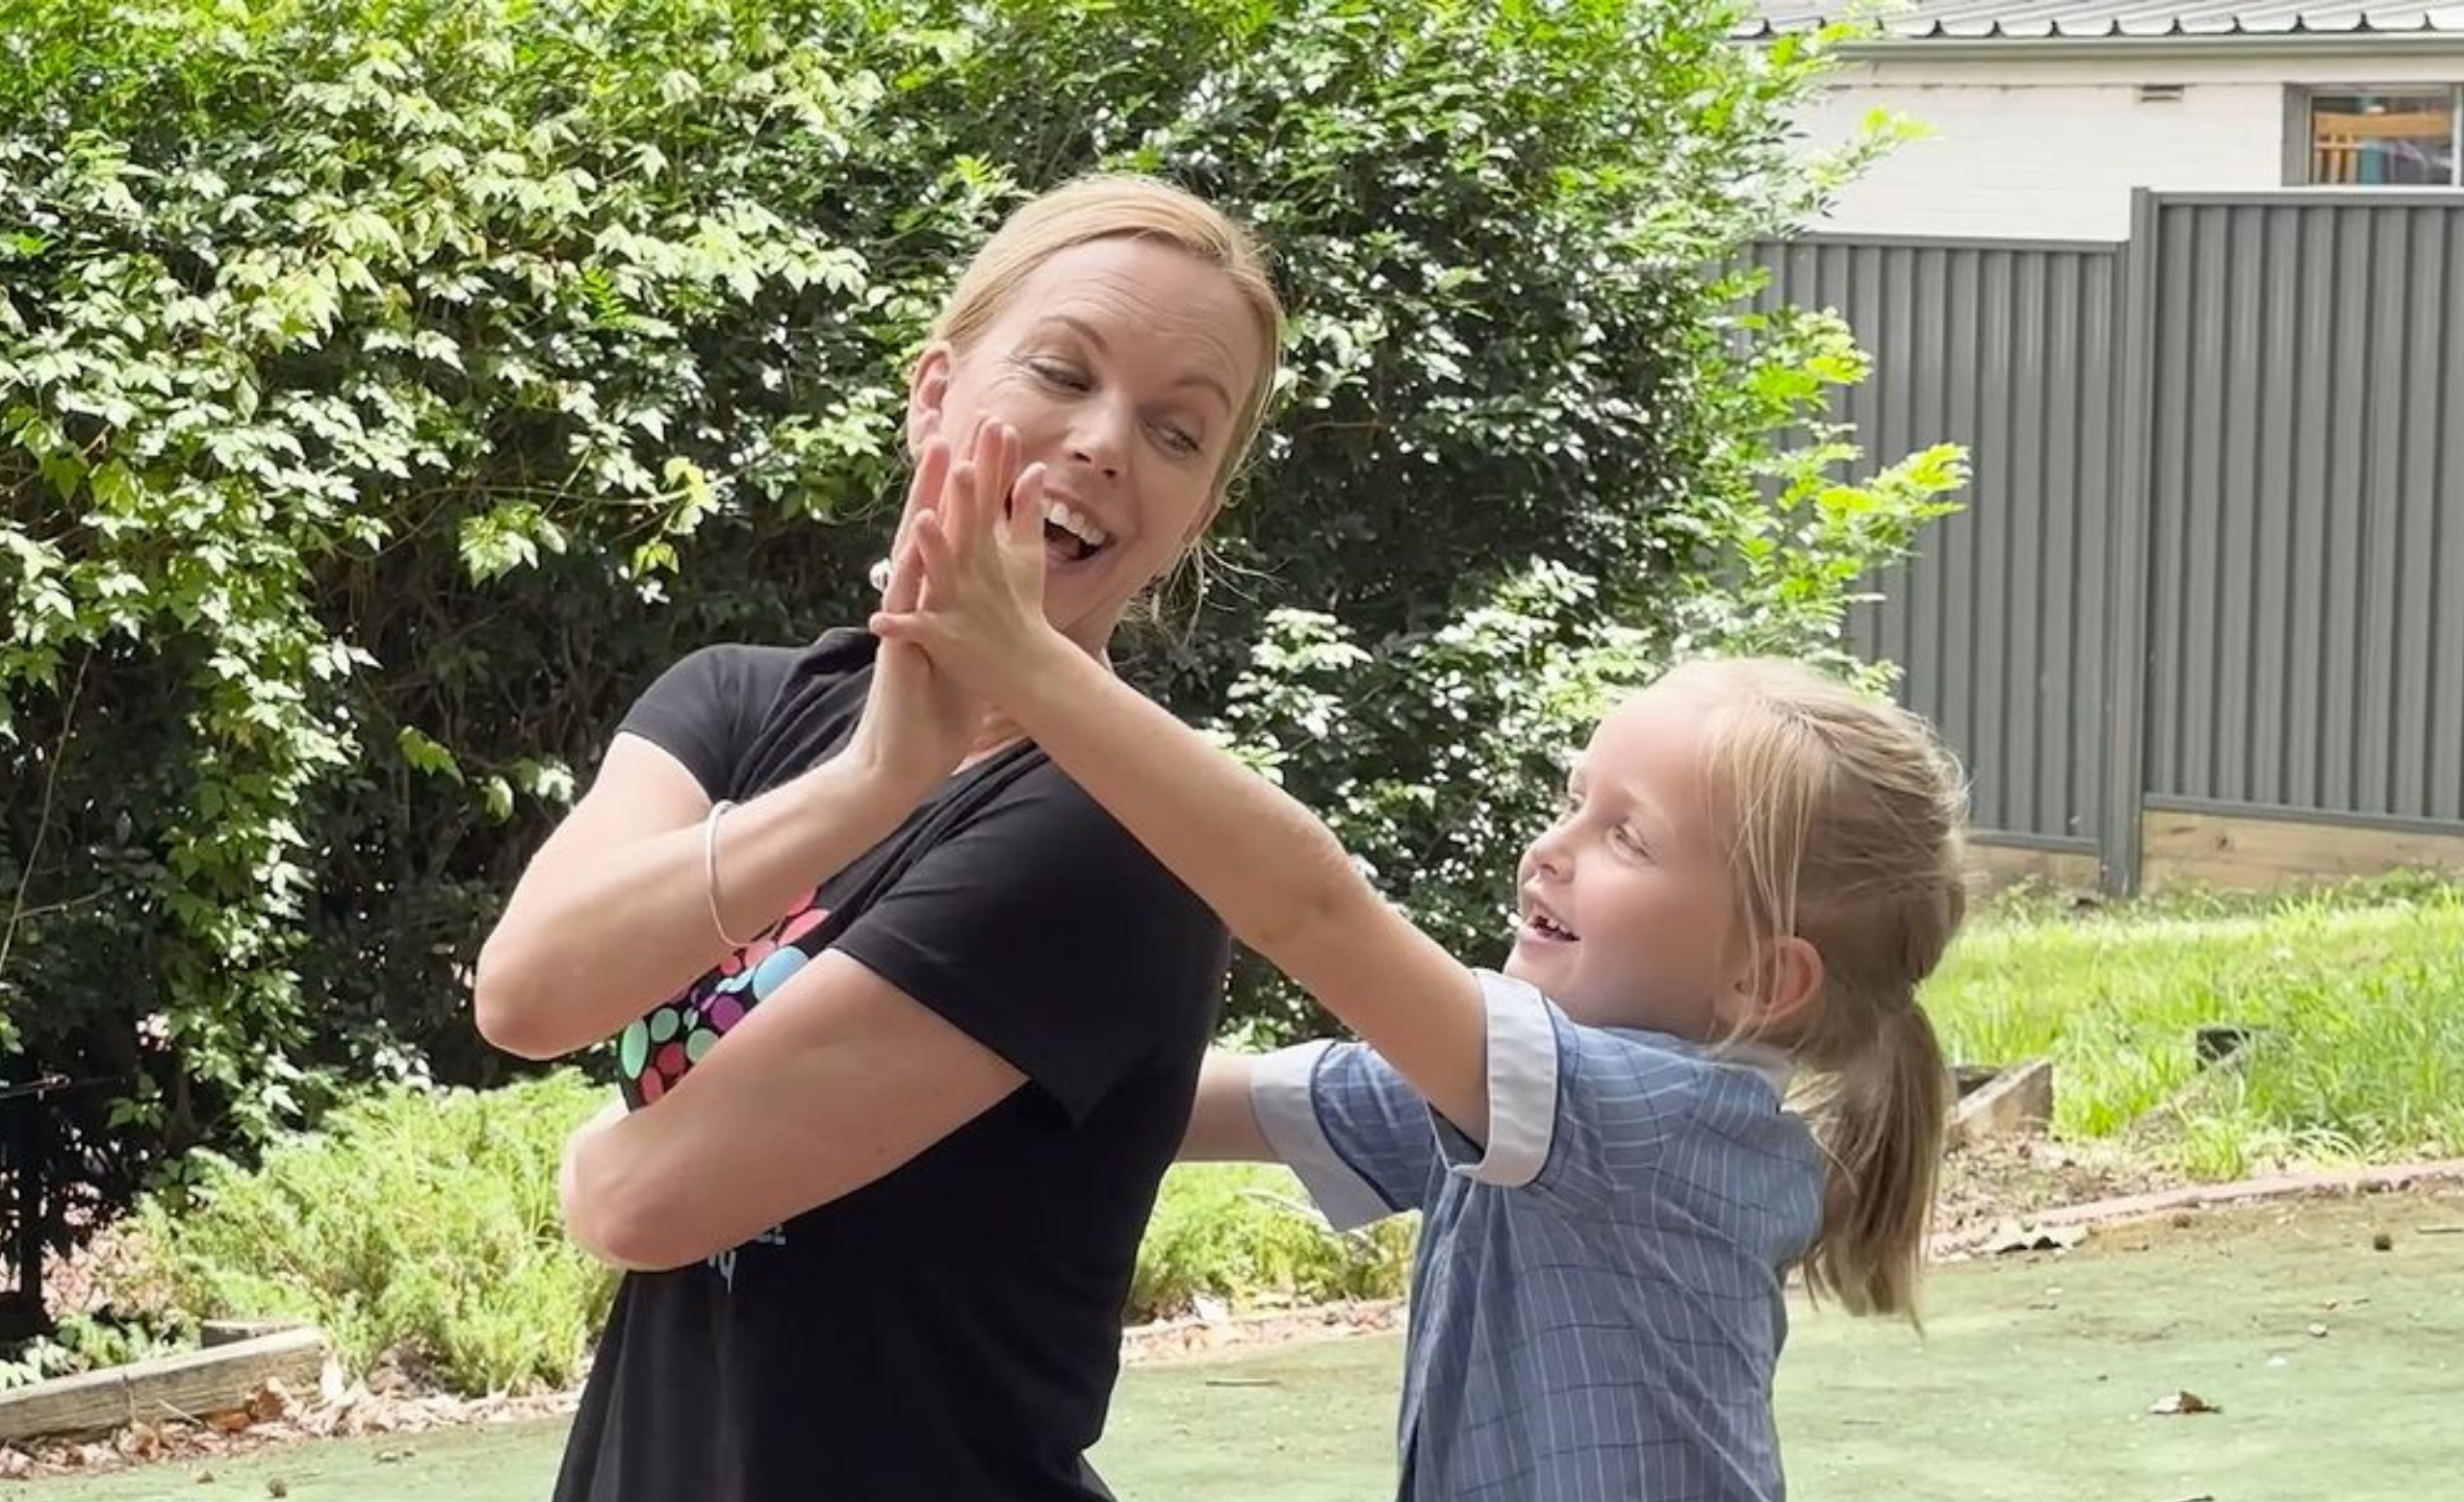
<box><xmin>1932</xmin><ymin>1134</ymin><xmax>2183</xmax><ymax>1246</ymax></box>
<box><xmin>0</xmin><ymin>1363</ymin><xmax>583</xmax><ymax>1481</ymax></box>
<box><xmin>1121</xmin><ymin>1297</ymin><xmax>1402</xmax><ymax>1365</ymax></box>
<box><xmin>2097</xmin><ymin>1179</ymin><xmax>2464</xmax><ymax>1255</ymax></box>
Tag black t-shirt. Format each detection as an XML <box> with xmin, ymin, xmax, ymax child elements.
<box><xmin>552</xmin><ymin>630</ymin><xmax>1229</xmax><ymax>1502</ymax></box>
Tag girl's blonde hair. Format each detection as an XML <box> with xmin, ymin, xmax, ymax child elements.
<box><xmin>1664</xmin><ymin>657</ymin><xmax>1970</xmax><ymax>1321</ymax></box>
<box><xmin>926</xmin><ymin>173</ymin><xmax>1284</xmax><ymax>497</ymax></box>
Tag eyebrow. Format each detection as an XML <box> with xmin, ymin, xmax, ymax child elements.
<box><xmin>1033</xmin><ymin>314</ymin><xmax>1237</xmax><ymax>416</ymax></box>
<box><xmin>1594</xmin><ymin>776</ymin><xmax>1672</xmax><ymax>827</ymax></box>
<box><xmin>1611</xmin><ymin>780</ymin><xmax>1665</xmax><ymax>816</ymax></box>
<box><xmin>1615</xmin><ymin>784</ymin><xmax>1692</xmax><ymax>853</ymax></box>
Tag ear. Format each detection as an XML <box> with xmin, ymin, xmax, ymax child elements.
<box><xmin>1724</xmin><ymin>936</ymin><xmax>1824</xmax><ymax>1035</ymax></box>
<box><xmin>905</xmin><ymin>344</ymin><xmax>954</xmax><ymax>458</ymax></box>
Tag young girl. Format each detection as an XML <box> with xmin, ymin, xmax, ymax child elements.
<box><xmin>873</xmin><ymin>475</ymin><xmax>1968</xmax><ymax>1501</ymax></box>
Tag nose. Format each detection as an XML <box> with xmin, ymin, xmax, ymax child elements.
<box><xmin>1523</xmin><ymin>819</ymin><xmax>1574</xmax><ymax>884</ymax></box>
<box><xmin>1069</xmin><ymin>397</ymin><xmax>1129</xmax><ymax>482</ymax></box>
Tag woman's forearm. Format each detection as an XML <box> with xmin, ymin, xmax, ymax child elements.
<box><xmin>475</xmin><ymin>751</ymin><xmax>924</xmax><ymax>1060</ymax></box>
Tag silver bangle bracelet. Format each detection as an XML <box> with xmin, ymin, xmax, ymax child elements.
<box><xmin>703</xmin><ymin>799</ymin><xmax>757</xmax><ymax>951</ymax></box>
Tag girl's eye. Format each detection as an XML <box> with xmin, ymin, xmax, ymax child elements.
<box><xmin>1152</xmin><ymin>420</ymin><xmax>1201</xmax><ymax>456</ymax></box>
<box><xmin>1613</xmin><ymin>825</ymin><xmax>1652</xmax><ymax>857</ymax></box>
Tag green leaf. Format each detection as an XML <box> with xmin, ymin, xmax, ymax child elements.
<box><xmin>397</xmin><ymin>726</ymin><xmax>464</xmax><ymax>782</ymax></box>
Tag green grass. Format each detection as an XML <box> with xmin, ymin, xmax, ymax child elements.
<box><xmin>1925</xmin><ymin>874</ymin><xmax>2464</xmax><ymax>1177</ymax></box>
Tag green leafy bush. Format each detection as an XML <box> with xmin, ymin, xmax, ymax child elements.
<box><xmin>109</xmin><ymin>1073</ymin><xmax>615</xmax><ymax>1393</ymax></box>
<box><xmin>0</xmin><ymin>1311</ymin><xmax>187</xmax><ymax>1391</ymax></box>
<box><xmin>107</xmin><ymin>1077</ymin><xmax>1407</xmax><ymax>1393</ymax></box>
<box><xmin>1</xmin><ymin>0</ymin><xmax>1949</xmax><ymax>1223</ymax></box>
<box><xmin>1134</xmin><ymin>1163</ymin><xmax>1415</xmax><ymax>1321</ymax></box>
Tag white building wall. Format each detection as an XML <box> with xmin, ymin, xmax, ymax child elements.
<box><xmin>1796</xmin><ymin>48</ymin><xmax>2464</xmax><ymax>241</ymax></box>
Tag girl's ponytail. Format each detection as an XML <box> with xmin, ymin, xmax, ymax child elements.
<box><xmin>1803</xmin><ymin>996</ymin><xmax>1949</xmax><ymax>1319</ymax></box>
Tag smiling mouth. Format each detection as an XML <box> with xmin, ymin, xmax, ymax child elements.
<box><xmin>1520</xmin><ymin>909</ymin><xmax>1579</xmax><ymax>944</ymax></box>
<box><xmin>1040</xmin><ymin>498</ymin><xmax>1114</xmax><ymax>566</ymax></box>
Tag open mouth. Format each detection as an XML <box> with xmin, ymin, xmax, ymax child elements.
<box><xmin>1041</xmin><ymin>499</ymin><xmax>1114</xmax><ymax>566</ymax></box>
<box><xmin>1520</xmin><ymin>906</ymin><xmax>1579</xmax><ymax>944</ymax></box>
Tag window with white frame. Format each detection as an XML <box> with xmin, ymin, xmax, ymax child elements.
<box><xmin>2296</xmin><ymin>86</ymin><xmax>2463</xmax><ymax>187</ymax></box>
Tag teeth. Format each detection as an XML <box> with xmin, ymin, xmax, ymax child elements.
<box><xmin>1043</xmin><ymin>500</ymin><xmax>1109</xmax><ymax>548</ymax></box>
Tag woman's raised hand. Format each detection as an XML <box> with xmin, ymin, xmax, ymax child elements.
<box><xmin>868</xmin><ymin>422</ymin><xmax>1058</xmax><ymax>704</ymax></box>
<box><xmin>848</xmin><ymin>419</ymin><xmax>1028</xmax><ymax>788</ymax></box>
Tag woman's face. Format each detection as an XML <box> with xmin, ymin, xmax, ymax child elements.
<box><xmin>909</xmin><ymin>237</ymin><xmax>1265</xmax><ymax>651</ymax></box>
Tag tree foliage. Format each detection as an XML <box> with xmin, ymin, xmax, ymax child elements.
<box><xmin>0</xmin><ymin>0</ymin><xmax>1959</xmax><ymax>1229</ymax></box>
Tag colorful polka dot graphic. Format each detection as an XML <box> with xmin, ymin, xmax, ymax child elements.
<box><xmin>619</xmin><ymin>888</ymin><xmax>830</xmax><ymax>1105</ymax></box>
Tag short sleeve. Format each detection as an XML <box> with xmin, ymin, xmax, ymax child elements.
<box><xmin>1249</xmin><ymin>1041</ymin><xmax>1437</xmax><ymax>1232</ymax></box>
<box><xmin>614</xmin><ymin>644</ymin><xmax>800</xmax><ymax>800</ymax></box>
<box><xmin>828</xmin><ymin>767</ymin><xmax>1230</xmax><ymax>1122</ymax></box>
<box><xmin>1432</xmin><ymin>971</ymin><xmax>1712</xmax><ymax>1215</ymax></box>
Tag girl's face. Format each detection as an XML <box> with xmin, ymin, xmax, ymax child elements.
<box><xmin>1506</xmin><ymin>684</ymin><xmax>1747</xmax><ymax>1036</ymax></box>
<box><xmin>908</xmin><ymin>237</ymin><xmax>1263</xmax><ymax>653</ymax></box>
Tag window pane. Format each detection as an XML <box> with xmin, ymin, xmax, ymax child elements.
<box><xmin>2310</xmin><ymin>91</ymin><xmax>2457</xmax><ymax>186</ymax></box>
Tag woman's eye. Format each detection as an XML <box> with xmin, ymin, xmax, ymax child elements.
<box><xmin>1029</xmin><ymin>359</ymin><xmax>1089</xmax><ymax>391</ymax></box>
<box><xmin>1154</xmin><ymin>421</ymin><xmax>1200</xmax><ymax>456</ymax></box>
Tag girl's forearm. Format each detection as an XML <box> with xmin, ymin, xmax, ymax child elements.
<box><xmin>998</xmin><ymin>640</ymin><xmax>1492</xmax><ymax>1137</ymax></box>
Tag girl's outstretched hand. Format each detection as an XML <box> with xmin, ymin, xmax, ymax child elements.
<box><xmin>868</xmin><ymin>444</ymin><xmax>1068</xmax><ymax>701</ymax></box>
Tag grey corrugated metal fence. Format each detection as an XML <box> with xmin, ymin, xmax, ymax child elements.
<box><xmin>1753</xmin><ymin>191</ymin><xmax>2464</xmax><ymax>889</ymax></box>
<box><xmin>2139</xmin><ymin>196</ymin><xmax>2464</xmax><ymax>827</ymax></box>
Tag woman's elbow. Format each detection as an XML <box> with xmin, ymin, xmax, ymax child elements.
<box><xmin>573</xmin><ymin>1203</ymin><xmax>698</xmax><ymax>1274</ymax></box>
<box><xmin>472</xmin><ymin>934</ymin><xmax>569</xmax><ymax>1060</ymax></box>
<box><xmin>562</xmin><ymin>1140</ymin><xmax>702</xmax><ymax>1272</ymax></box>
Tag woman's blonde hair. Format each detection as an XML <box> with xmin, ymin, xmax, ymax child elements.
<box><xmin>926</xmin><ymin>173</ymin><xmax>1284</xmax><ymax>497</ymax></box>
<box><xmin>1663</xmin><ymin>657</ymin><xmax>1970</xmax><ymax>1321</ymax></box>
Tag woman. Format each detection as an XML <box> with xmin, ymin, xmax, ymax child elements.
<box><xmin>473</xmin><ymin>175</ymin><xmax>1284</xmax><ymax>1502</ymax></box>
